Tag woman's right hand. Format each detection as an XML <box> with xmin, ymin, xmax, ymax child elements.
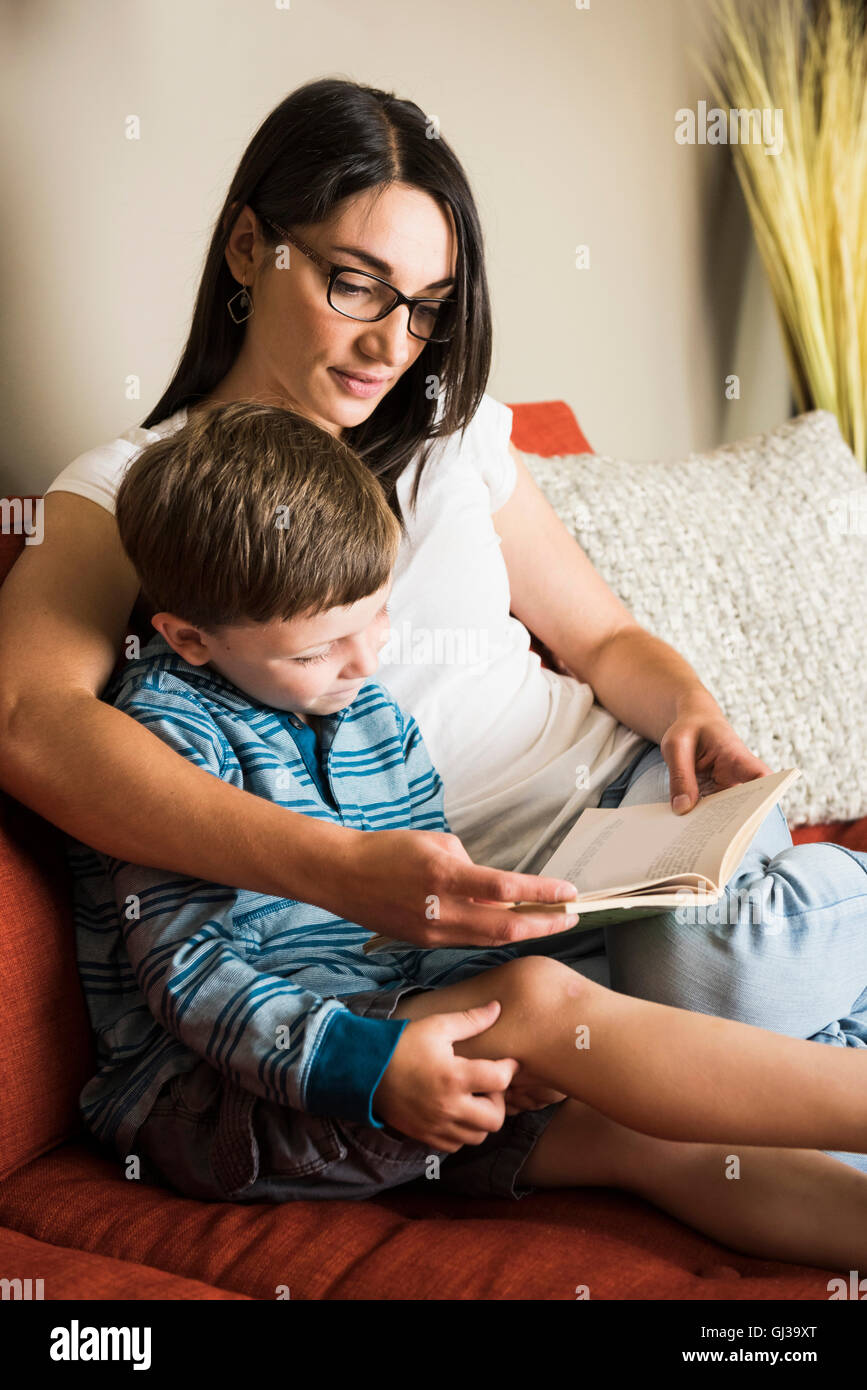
<box><xmin>335</xmin><ymin>826</ymin><xmax>579</xmax><ymax>948</ymax></box>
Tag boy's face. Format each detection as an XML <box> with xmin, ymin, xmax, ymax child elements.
<box><xmin>151</xmin><ymin>582</ymin><xmax>392</xmax><ymax>718</ymax></box>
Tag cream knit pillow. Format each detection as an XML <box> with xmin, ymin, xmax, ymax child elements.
<box><xmin>521</xmin><ymin>410</ymin><xmax>867</xmax><ymax>826</ymax></box>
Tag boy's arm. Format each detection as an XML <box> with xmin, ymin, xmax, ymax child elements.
<box><xmin>397</xmin><ymin>706</ymin><xmax>454</xmax><ymax>834</ymax></box>
<box><xmin>115</xmin><ymin>859</ymin><xmax>406</xmax><ymax>1124</ymax></box>
<box><xmin>106</xmin><ymin>682</ymin><xmax>408</xmax><ymax>1126</ymax></box>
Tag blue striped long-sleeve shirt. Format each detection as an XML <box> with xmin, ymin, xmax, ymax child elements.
<box><xmin>68</xmin><ymin>633</ymin><xmax>450</xmax><ymax>1157</ymax></box>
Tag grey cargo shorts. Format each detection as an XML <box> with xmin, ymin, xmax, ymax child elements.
<box><xmin>131</xmin><ymin>978</ymin><xmax>562</xmax><ymax>1204</ymax></box>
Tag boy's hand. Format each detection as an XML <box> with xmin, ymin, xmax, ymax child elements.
<box><xmin>339</xmin><ymin>828</ymin><xmax>579</xmax><ymax>947</ymax></box>
<box><xmin>373</xmin><ymin>1000</ymin><xmax>520</xmax><ymax>1151</ymax></box>
<box><xmin>503</xmin><ymin>1072</ymin><xmax>568</xmax><ymax>1115</ymax></box>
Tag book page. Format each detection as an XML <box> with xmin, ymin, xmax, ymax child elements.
<box><xmin>539</xmin><ymin>768</ymin><xmax>799</xmax><ymax>895</ymax></box>
<box><xmin>655</xmin><ymin>769</ymin><xmax>799</xmax><ymax>886</ymax></box>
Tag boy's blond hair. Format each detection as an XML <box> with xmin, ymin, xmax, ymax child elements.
<box><xmin>115</xmin><ymin>401</ymin><xmax>401</xmax><ymax>632</ymax></box>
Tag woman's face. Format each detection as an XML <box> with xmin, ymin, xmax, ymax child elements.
<box><xmin>222</xmin><ymin>183</ymin><xmax>457</xmax><ymax>437</ymax></box>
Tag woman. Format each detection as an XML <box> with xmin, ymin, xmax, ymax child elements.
<box><xmin>2</xmin><ymin>77</ymin><xmax>866</xmax><ymax>1207</ymax></box>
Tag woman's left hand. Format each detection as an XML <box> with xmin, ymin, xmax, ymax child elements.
<box><xmin>661</xmin><ymin>696</ymin><xmax>772</xmax><ymax>815</ymax></box>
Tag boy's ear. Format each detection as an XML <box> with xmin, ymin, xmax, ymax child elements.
<box><xmin>150</xmin><ymin>612</ymin><xmax>212</xmax><ymax>666</ymax></box>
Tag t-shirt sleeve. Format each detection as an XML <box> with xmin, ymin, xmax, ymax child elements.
<box><xmin>43</xmin><ymin>445</ymin><xmax>133</xmax><ymax>515</ymax></box>
<box><xmin>466</xmin><ymin>393</ymin><xmax>517</xmax><ymax>513</ymax></box>
<box><xmin>43</xmin><ymin>425</ymin><xmax>171</xmax><ymax>516</ymax></box>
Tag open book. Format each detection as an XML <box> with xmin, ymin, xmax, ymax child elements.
<box><xmin>362</xmin><ymin>766</ymin><xmax>800</xmax><ymax>954</ymax></box>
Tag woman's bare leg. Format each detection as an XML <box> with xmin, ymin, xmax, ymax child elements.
<box><xmin>392</xmin><ymin>955</ymin><xmax>867</xmax><ymax>1151</ymax></box>
<box><xmin>519</xmin><ymin>1097</ymin><xmax>867</xmax><ymax>1271</ymax></box>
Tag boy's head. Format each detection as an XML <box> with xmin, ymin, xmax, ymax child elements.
<box><xmin>115</xmin><ymin>401</ymin><xmax>401</xmax><ymax>717</ymax></box>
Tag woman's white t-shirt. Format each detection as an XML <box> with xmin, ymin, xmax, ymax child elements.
<box><xmin>44</xmin><ymin>394</ymin><xmax>649</xmax><ymax>872</ymax></box>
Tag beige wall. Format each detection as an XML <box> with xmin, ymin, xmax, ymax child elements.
<box><xmin>0</xmin><ymin>0</ymin><xmax>790</xmax><ymax>497</ymax></box>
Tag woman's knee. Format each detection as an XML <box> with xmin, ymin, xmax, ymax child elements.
<box><xmin>606</xmin><ymin>840</ymin><xmax>867</xmax><ymax>1032</ymax></box>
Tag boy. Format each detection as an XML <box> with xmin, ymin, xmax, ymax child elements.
<box><xmin>69</xmin><ymin>400</ymin><xmax>867</xmax><ymax>1269</ymax></box>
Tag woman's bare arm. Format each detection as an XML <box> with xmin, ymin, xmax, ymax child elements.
<box><xmin>0</xmin><ymin>491</ymin><xmax>577</xmax><ymax>941</ymax></box>
<box><xmin>494</xmin><ymin>443</ymin><xmax>716</xmax><ymax>742</ymax></box>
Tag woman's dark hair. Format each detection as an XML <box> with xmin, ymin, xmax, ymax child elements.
<box><xmin>141</xmin><ymin>77</ymin><xmax>494</xmax><ymax>526</ymax></box>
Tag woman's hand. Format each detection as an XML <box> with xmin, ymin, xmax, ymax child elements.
<box><xmin>337</xmin><ymin>827</ymin><xmax>580</xmax><ymax>948</ymax></box>
<box><xmin>661</xmin><ymin>694</ymin><xmax>772</xmax><ymax>815</ymax></box>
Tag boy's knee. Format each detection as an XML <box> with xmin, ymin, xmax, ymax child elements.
<box><xmin>498</xmin><ymin>953</ymin><xmax>596</xmax><ymax>1010</ymax></box>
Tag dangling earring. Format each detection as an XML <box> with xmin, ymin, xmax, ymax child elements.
<box><xmin>227</xmin><ymin>273</ymin><xmax>254</xmax><ymax>324</ymax></box>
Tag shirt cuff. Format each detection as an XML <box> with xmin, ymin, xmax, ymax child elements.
<box><xmin>304</xmin><ymin>1008</ymin><xmax>409</xmax><ymax>1127</ymax></box>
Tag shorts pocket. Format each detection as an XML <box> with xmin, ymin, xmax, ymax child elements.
<box><xmin>334</xmin><ymin>1116</ymin><xmax>447</xmax><ymax>1169</ymax></box>
<box><xmin>251</xmin><ymin>1102</ymin><xmax>348</xmax><ymax>1183</ymax></box>
<box><xmin>172</xmin><ymin>1061</ymin><xmax>223</xmax><ymax>1117</ymax></box>
<box><xmin>172</xmin><ymin>1062</ymin><xmax>349</xmax><ymax>1190</ymax></box>
<box><xmin>137</xmin><ymin>1072</ymin><xmax>348</xmax><ymax>1200</ymax></box>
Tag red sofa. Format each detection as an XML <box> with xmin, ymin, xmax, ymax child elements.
<box><xmin>0</xmin><ymin>400</ymin><xmax>858</xmax><ymax>1300</ymax></box>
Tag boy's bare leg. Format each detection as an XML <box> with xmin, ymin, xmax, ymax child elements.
<box><xmin>519</xmin><ymin>1097</ymin><xmax>867</xmax><ymax>1271</ymax></box>
<box><xmin>391</xmin><ymin>955</ymin><xmax>867</xmax><ymax>1152</ymax></box>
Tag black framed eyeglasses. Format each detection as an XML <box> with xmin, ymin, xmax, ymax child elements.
<box><xmin>260</xmin><ymin>216</ymin><xmax>459</xmax><ymax>343</ymax></box>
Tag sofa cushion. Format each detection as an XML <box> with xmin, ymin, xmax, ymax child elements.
<box><xmin>0</xmin><ymin>1224</ymin><xmax>249</xmax><ymax>1299</ymax></box>
<box><xmin>0</xmin><ymin>1142</ymin><xmax>836</xmax><ymax>1299</ymax></box>
<box><xmin>521</xmin><ymin>410</ymin><xmax>867</xmax><ymax>826</ymax></box>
